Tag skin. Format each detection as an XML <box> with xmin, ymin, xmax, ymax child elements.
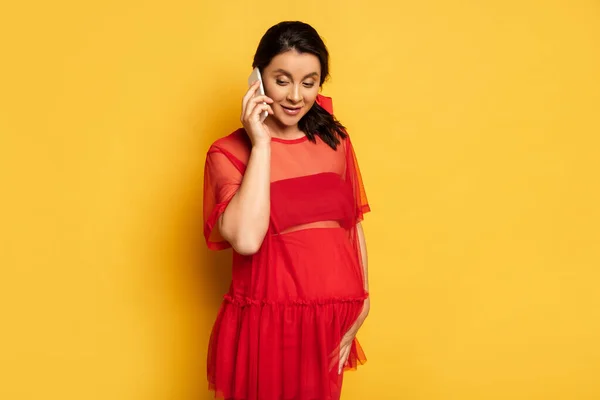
<box><xmin>338</xmin><ymin>223</ymin><xmax>370</xmax><ymax>374</ymax></box>
<box><xmin>217</xmin><ymin>49</ymin><xmax>370</xmax><ymax>375</ymax></box>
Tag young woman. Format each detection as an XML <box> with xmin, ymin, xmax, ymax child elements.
<box><xmin>203</xmin><ymin>21</ymin><xmax>371</xmax><ymax>400</ymax></box>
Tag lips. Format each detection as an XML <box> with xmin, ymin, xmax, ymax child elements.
<box><xmin>281</xmin><ymin>105</ymin><xmax>302</xmax><ymax>116</ymax></box>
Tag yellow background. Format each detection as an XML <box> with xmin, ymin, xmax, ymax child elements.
<box><xmin>1</xmin><ymin>0</ymin><xmax>599</xmax><ymax>399</ymax></box>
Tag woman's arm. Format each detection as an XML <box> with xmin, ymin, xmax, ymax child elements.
<box><xmin>357</xmin><ymin>223</ymin><xmax>369</xmax><ymax>291</ymax></box>
<box><xmin>217</xmin><ymin>143</ymin><xmax>271</xmax><ymax>255</ymax></box>
<box><xmin>218</xmin><ymin>81</ymin><xmax>274</xmax><ymax>256</ymax></box>
<box><xmin>356</xmin><ymin>222</ymin><xmax>370</xmax><ymax>316</ymax></box>
<box><xmin>337</xmin><ymin>222</ymin><xmax>370</xmax><ymax>373</ymax></box>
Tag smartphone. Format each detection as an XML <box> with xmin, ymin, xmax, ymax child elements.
<box><xmin>248</xmin><ymin>67</ymin><xmax>268</xmax><ymax>122</ymax></box>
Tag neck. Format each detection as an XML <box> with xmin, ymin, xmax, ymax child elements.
<box><xmin>265</xmin><ymin>118</ymin><xmax>304</xmax><ymax>139</ymax></box>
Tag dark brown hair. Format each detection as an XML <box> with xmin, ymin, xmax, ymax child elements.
<box><xmin>252</xmin><ymin>21</ymin><xmax>347</xmax><ymax>150</ymax></box>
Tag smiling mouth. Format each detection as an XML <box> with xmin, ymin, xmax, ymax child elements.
<box><xmin>280</xmin><ymin>105</ymin><xmax>303</xmax><ymax>116</ymax></box>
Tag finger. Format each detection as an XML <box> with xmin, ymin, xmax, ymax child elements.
<box><xmin>338</xmin><ymin>351</ymin><xmax>348</xmax><ymax>374</ymax></box>
<box><xmin>338</xmin><ymin>345</ymin><xmax>351</xmax><ymax>374</ymax></box>
<box><xmin>242</xmin><ymin>86</ymin><xmax>257</xmax><ymax>117</ymax></box>
<box><xmin>250</xmin><ymin>103</ymin><xmax>271</xmax><ymax>121</ymax></box>
<box><xmin>328</xmin><ymin>348</ymin><xmax>339</xmax><ymax>373</ymax></box>
<box><xmin>245</xmin><ymin>100</ymin><xmax>271</xmax><ymax>120</ymax></box>
<box><xmin>246</xmin><ymin>98</ymin><xmax>273</xmax><ymax>118</ymax></box>
<box><xmin>336</xmin><ymin>346</ymin><xmax>344</xmax><ymax>374</ymax></box>
<box><xmin>342</xmin><ymin>346</ymin><xmax>351</xmax><ymax>367</ymax></box>
<box><xmin>330</xmin><ymin>337</ymin><xmax>350</xmax><ymax>374</ymax></box>
<box><xmin>244</xmin><ymin>99</ymin><xmax>257</xmax><ymax>120</ymax></box>
<box><xmin>241</xmin><ymin>81</ymin><xmax>261</xmax><ymax>117</ymax></box>
<box><xmin>251</xmin><ymin>95</ymin><xmax>273</xmax><ymax>104</ymax></box>
<box><xmin>244</xmin><ymin>102</ymin><xmax>267</xmax><ymax>123</ymax></box>
<box><xmin>244</xmin><ymin>95</ymin><xmax>273</xmax><ymax>120</ymax></box>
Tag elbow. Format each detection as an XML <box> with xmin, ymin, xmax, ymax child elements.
<box><xmin>230</xmin><ymin>236</ymin><xmax>263</xmax><ymax>256</ymax></box>
<box><xmin>219</xmin><ymin>216</ymin><xmax>266</xmax><ymax>256</ymax></box>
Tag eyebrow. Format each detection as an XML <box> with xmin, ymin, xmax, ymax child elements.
<box><xmin>273</xmin><ymin>68</ymin><xmax>319</xmax><ymax>80</ymax></box>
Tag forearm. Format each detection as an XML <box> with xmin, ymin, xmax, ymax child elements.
<box><xmin>357</xmin><ymin>223</ymin><xmax>369</xmax><ymax>292</ymax></box>
<box><xmin>219</xmin><ymin>143</ymin><xmax>271</xmax><ymax>255</ymax></box>
<box><xmin>356</xmin><ymin>222</ymin><xmax>370</xmax><ymax>319</ymax></box>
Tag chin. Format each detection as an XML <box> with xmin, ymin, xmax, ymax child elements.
<box><xmin>273</xmin><ymin>112</ymin><xmax>303</xmax><ymax>127</ymax></box>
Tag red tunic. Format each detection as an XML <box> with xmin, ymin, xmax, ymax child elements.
<box><xmin>203</xmin><ymin>96</ymin><xmax>370</xmax><ymax>400</ymax></box>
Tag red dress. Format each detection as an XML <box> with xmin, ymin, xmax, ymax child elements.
<box><xmin>203</xmin><ymin>96</ymin><xmax>370</xmax><ymax>400</ymax></box>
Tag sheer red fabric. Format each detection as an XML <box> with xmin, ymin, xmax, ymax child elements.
<box><xmin>203</xmin><ymin>95</ymin><xmax>370</xmax><ymax>400</ymax></box>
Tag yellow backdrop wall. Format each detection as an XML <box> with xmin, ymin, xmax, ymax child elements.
<box><xmin>1</xmin><ymin>0</ymin><xmax>599</xmax><ymax>399</ymax></box>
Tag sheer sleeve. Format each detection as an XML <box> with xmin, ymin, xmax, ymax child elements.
<box><xmin>344</xmin><ymin>135</ymin><xmax>370</xmax><ymax>223</ymax></box>
<box><xmin>203</xmin><ymin>146</ymin><xmax>244</xmax><ymax>250</ymax></box>
<box><xmin>318</xmin><ymin>93</ymin><xmax>370</xmax><ymax>223</ymax></box>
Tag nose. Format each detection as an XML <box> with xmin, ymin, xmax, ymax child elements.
<box><xmin>286</xmin><ymin>84</ymin><xmax>303</xmax><ymax>104</ymax></box>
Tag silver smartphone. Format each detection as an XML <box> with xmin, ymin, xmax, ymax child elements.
<box><xmin>248</xmin><ymin>67</ymin><xmax>268</xmax><ymax>122</ymax></box>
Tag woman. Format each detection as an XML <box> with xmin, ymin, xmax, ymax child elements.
<box><xmin>203</xmin><ymin>21</ymin><xmax>371</xmax><ymax>400</ymax></box>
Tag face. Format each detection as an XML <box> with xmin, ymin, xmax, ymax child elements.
<box><xmin>262</xmin><ymin>50</ymin><xmax>321</xmax><ymax>128</ymax></box>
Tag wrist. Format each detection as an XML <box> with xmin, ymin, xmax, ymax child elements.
<box><xmin>252</xmin><ymin>140</ymin><xmax>271</xmax><ymax>150</ymax></box>
<box><xmin>360</xmin><ymin>298</ymin><xmax>370</xmax><ymax>319</ymax></box>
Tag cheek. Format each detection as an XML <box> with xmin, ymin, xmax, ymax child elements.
<box><xmin>264</xmin><ymin>83</ymin><xmax>285</xmax><ymax>101</ymax></box>
<box><xmin>303</xmin><ymin>90</ymin><xmax>319</xmax><ymax>108</ymax></box>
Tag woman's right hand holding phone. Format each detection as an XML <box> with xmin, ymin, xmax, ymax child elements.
<box><xmin>241</xmin><ymin>81</ymin><xmax>274</xmax><ymax>147</ymax></box>
<box><xmin>220</xmin><ymin>80</ymin><xmax>272</xmax><ymax>255</ymax></box>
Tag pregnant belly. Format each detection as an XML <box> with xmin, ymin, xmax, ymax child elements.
<box><xmin>266</xmin><ymin>227</ymin><xmax>365</xmax><ymax>300</ymax></box>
